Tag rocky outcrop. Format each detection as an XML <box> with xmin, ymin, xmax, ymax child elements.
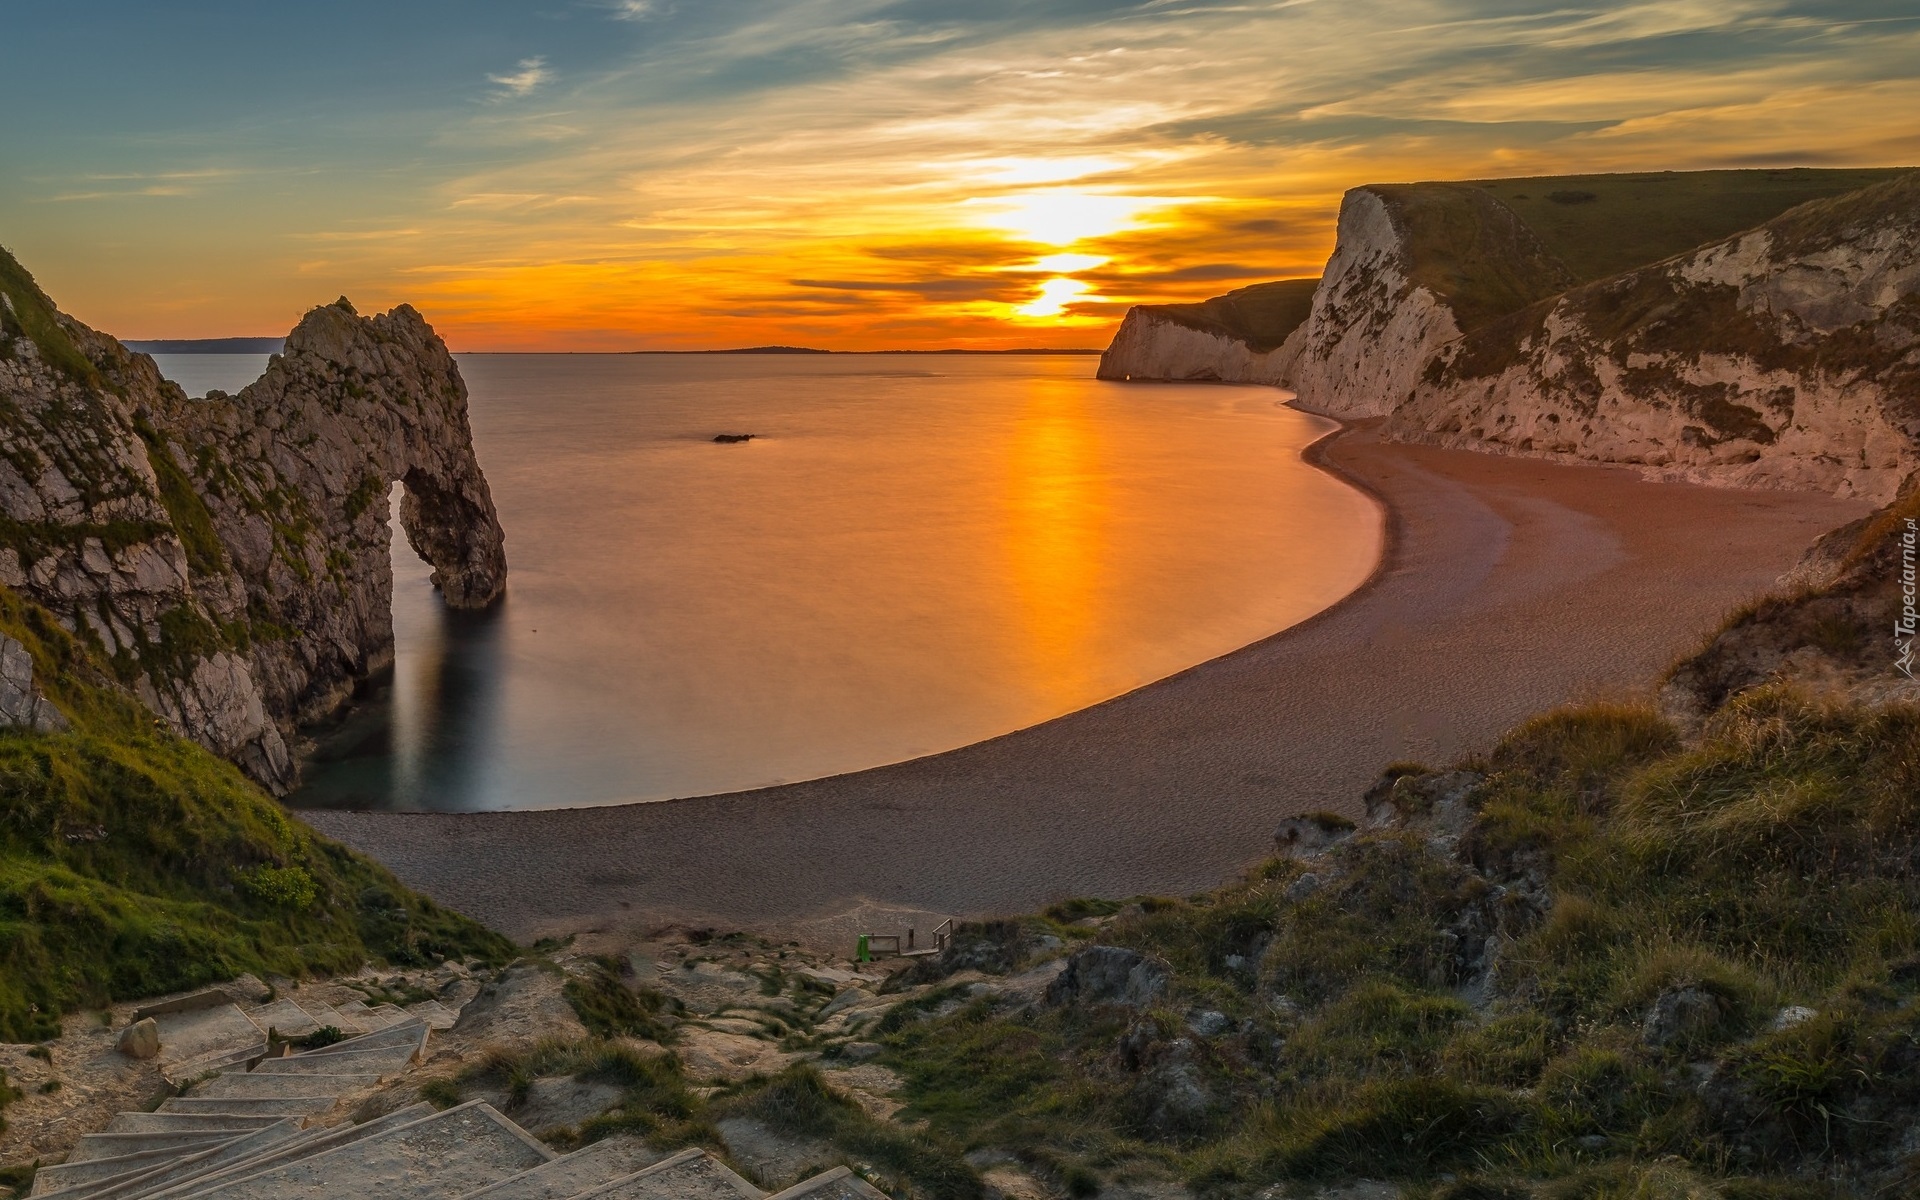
<box><xmin>1097</xmin><ymin>309</ymin><xmax>1293</xmax><ymax>384</ymax></box>
<box><xmin>1277</xmin><ymin>184</ymin><xmax>1574</xmax><ymax>417</ymax></box>
<box><xmin>1398</xmin><ymin>174</ymin><xmax>1920</xmax><ymax>502</ymax></box>
<box><xmin>1663</xmin><ymin>469</ymin><xmax>1920</xmax><ymax>719</ymax></box>
<box><xmin>0</xmin><ymin>247</ymin><xmax>505</xmax><ymax>788</ymax></box>
<box><xmin>1097</xmin><ymin>278</ymin><xmax>1317</xmax><ymax>385</ymax></box>
<box><xmin>0</xmin><ymin>633</ymin><xmax>68</xmax><ymax>731</ymax></box>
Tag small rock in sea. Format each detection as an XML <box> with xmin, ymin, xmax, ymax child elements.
<box><xmin>712</xmin><ymin>433</ymin><xmax>756</xmax><ymax>443</ymax></box>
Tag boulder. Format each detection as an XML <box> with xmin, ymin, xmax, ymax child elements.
<box><xmin>1044</xmin><ymin>946</ymin><xmax>1169</xmax><ymax>1010</ymax></box>
<box><xmin>118</xmin><ymin>1017</ymin><xmax>161</xmax><ymax>1059</ymax></box>
<box><xmin>1643</xmin><ymin>987</ymin><xmax>1729</xmax><ymax>1049</ymax></box>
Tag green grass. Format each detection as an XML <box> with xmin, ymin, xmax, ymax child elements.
<box><xmin>719</xmin><ymin>1065</ymin><xmax>981</xmax><ymax>1200</ymax></box>
<box><xmin>0</xmin><ymin>246</ymin><xmax>100</xmax><ymax>385</ymax></box>
<box><xmin>1463</xmin><ymin>168</ymin><xmax>1915</xmax><ymax>286</ymax></box>
<box><xmin>867</xmin><ymin>686</ymin><xmax>1920</xmax><ymax>1196</ymax></box>
<box><xmin>563</xmin><ymin>956</ymin><xmax>680</xmax><ymax>1042</ymax></box>
<box><xmin>0</xmin><ymin>583</ymin><xmax>512</xmax><ymax>1041</ymax></box>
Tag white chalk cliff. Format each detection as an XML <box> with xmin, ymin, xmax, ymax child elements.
<box><xmin>1099</xmin><ymin>172</ymin><xmax>1920</xmax><ymax>501</ymax></box>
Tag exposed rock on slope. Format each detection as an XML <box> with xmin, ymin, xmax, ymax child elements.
<box><xmin>1398</xmin><ymin>175</ymin><xmax>1920</xmax><ymax>501</ymax></box>
<box><xmin>1664</xmin><ymin>468</ymin><xmax>1920</xmax><ymax>718</ymax></box>
<box><xmin>0</xmin><ymin>247</ymin><xmax>505</xmax><ymax>787</ymax></box>
<box><xmin>1101</xmin><ymin>167</ymin><xmax>1920</xmax><ymax>502</ymax></box>
<box><xmin>1276</xmin><ymin>184</ymin><xmax>1574</xmax><ymax>416</ymax></box>
<box><xmin>1097</xmin><ymin>278</ymin><xmax>1316</xmax><ymax>384</ymax></box>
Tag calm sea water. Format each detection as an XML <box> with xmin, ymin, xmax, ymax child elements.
<box><xmin>147</xmin><ymin>353</ymin><xmax>1381</xmax><ymax>812</ymax></box>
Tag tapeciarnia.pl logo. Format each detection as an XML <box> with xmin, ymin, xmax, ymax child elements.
<box><xmin>1898</xmin><ymin>516</ymin><xmax>1917</xmax><ymax>679</ymax></box>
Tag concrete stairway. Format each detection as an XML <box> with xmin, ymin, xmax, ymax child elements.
<box><xmin>40</xmin><ymin>1006</ymin><xmax>894</xmax><ymax>1200</ymax></box>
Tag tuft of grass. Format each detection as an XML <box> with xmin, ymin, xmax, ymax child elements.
<box><xmin>563</xmin><ymin>956</ymin><xmax>678</xmax><ymax>1042</ymax></box>
<box><xmin>721</xmin><ymin>1065</ymin><xmax>982</xmax><ymax>1200</ymax></box>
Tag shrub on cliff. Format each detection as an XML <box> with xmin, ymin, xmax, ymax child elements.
<box><xmin>0</xmin><ymin>585</ymin><xmax>511</xmax><ymax>1041</ymax></box>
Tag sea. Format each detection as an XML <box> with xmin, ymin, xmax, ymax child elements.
<box><xmin>147</xmin><ymin>352</ymin><xmax>1381</xmax><ymax>812</ymax></box>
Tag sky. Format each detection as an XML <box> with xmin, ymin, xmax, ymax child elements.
<box><xmin>1</xmin><ymin>1</ymin><xmax>1916</xmax><ymax>350</ymax></box>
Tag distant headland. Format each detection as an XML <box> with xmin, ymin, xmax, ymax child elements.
<box><xmin>122</xmin><ymin>336</ymin><xmax>286</xmax><ymax>354</ymax></box>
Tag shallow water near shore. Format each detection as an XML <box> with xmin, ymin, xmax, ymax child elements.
<box><xmin>153</xmin><ymin>353</ymin><xmax>1380</xmax><ymax>811</ymax></box>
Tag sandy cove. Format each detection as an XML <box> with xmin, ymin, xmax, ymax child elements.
<box><xmin>303</xmin><ymin>419</ymin><xmax>1872</xmax><ymax>949</ymax></box>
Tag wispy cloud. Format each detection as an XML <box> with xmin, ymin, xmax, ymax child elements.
<box><xmin>488</xmin><ymin>56</ymin><xmax>550</xmax><ymax>98</ymax></box>
<box><xmin>8</xmin><ymin>1</ymin><xmax>1916</xmax><ymax>346</ymax></box>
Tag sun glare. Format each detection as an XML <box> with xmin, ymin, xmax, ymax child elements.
<box><xmin>1016</xmin><ymin>276</ymin><xmax>1093</xmax><ymax>318</ymax></box>
<box><xmin>1029</xmin><ymin>252</ymin><xmax>1108</xmax><ymax>273</ymax></box>
<box><xmin>969</xmin><ymin>190</ymin><xmax>1166</xmax><ymax>247</ymax></box>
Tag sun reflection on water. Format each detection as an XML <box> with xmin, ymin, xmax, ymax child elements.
<box><xmin>1004</xmin><ymin>377</ymin><xmax>1106</xmax><ymax>708</ymax></box>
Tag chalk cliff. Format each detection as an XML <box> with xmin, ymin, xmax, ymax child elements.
<box><xmin>1396</xmin><ymin>175</ymin><xmax>1920</xmax><ymax>501</ymax></box>
<box><xmin>1097</xmin><ymin>278</ymin><xmax>1316</xmax><ymax>385</ymax></box>
<box><xmin>0</xmin><ymin>248</ymin><xmax>505</xmax><ymax>788</ymax></box>
<box><xmin>1100</xmin><ymin>168</ymin><xmax>1920</xmax><ymax>501</ymax></box>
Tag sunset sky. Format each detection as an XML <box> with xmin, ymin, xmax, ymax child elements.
<box><xmin>3</xmin><ymin>1</ymin><xmax>1916</xmax><ymax>350</ymax></box>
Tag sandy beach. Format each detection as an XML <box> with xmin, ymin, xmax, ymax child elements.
<box><xmin>303</xmin><ymin>420</ymin><xmax>1871</xmax><ymax>949</ymax></box>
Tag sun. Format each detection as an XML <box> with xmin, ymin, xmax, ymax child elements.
<box><xmin>1015</xmin><ymin>277</ymin><xmax>1093</xmax><ymax>318</ymax></box>
<box><xmin>967</xmin><ymin>190</ymin><xmax>1167</xmax><ymax>247</ymax></box>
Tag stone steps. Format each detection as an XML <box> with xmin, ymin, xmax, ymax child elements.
<box><xmin>68</xmin><ymin>1133</ymin><xmax>235</xmax><ymax>1165</ymax></box>
<box><xmin>162</xmin><ymin>1044</ymin><xmax>272</xmax><ymax>1088</ymax></box>
<box><xmin>167</xmin><ymin>1100</ymin><xmax>553</xmax><ymax>1200</ymax></box>
<box><xmin>31</xmin><ymin>1119</ymin><xmax>305</xmax><ymax>1200</ymax></box>
<box><xmin>569</xmin><ymin>1147</ymin><xmax>766</xmax><ymax>1200</ymax></box>
<box><xmin>135</xmin><ymin>1103</ymin><xmax>438</xmax><ymax>1200</ymax></box>
<box><xmin>191</xmin><ymin>1072</ymin><xmax>382</xmax><ymax>1100</ymax></box>
<box><xmin>762</xmin><ymin>1169</ymin><xmax>891</xmax><ymax>1200</ymax></box>
<box><xmin>403</xmin><ymin>999</ymin><xmax>460</xmax><ymax>1030</ymax></box>
<box><xmin>298</xmin><ymin>1017</ymin><xmax>429</xmax><ymax>1060</ymax></box>
<box><xmin>456</xmin><ymin>1139</ymin><xmax>668</xmax><ymax>1200</ymax></box>
<box><xmin>102</xmin><ymin>1115</ymin><xmax>286</xmax><ymax>1136</ymax></box>
<box><xmin>58</xmin><ymin>986</ymin><xmax>894</xmax><ymax>1200</ymax></box>
<box><xmin>149</xmin><ymin>1006</ymin><xmax>264</xmax><ymax>1069</ymax></box>
<box><xmin>156</xmin><ymin>1095</ymin><xmax>343</xmax><ymax>1119</ymax></box>
<box><xmin>250</xmin><ymin>1044</ymin><xmax>416</xmax><ymax>1078</ymax></box>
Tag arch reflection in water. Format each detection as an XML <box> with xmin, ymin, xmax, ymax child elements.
<box><xmin>297</xmin><ymin>489</ymin><xmax>507</xmax><ymax>810</ymax></box>
<box><xmin>284</xmin><ymin>355</ymin><xmax>1381</xmax><ymax>811</ymax></box>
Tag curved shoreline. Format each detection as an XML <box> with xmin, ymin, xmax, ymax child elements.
<box><xmin>303</xmin><ymin>423</ymin><xmax>1870</xmax><ymax>947</ymax></box>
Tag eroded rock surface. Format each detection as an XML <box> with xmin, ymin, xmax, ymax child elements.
<box><xmin>0</xmin><ymin>247</ymin><xmax>505</xmax><ymax>788</ymax></box>
<box><xmin>1400</xmin><ymin>175</ymin><xmax>1920</xmax><ymax>502</ymax></box>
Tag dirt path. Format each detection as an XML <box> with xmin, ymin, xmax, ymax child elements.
<box><xmin>303</xmin><ymin>423</ymin><xmax>1870</xmax><ymax>949</ymax></box>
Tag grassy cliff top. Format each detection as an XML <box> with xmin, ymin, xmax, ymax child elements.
<box><xmin>0</xmin><ymin>585</ymin><xmax>512</xmax><ymax>1044</ymax></box>
<box><xmin>1368</xmin><ymin>167</ymin><xmax>1915</xmax><ymax>336</ymax></box>
<box><xmin>1461</xmin><ymin>167</ymin><xmax>1916</xmax><ymax>285</ymax></box>
<box><xmin>1138</xmin><ymin>278</ymin><xmax>1321</xmax><ymax>353</ymax></box>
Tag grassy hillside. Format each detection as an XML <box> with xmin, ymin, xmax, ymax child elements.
<box><xmin>0</xmin><ymin>585</ymin><xmax>512</xmax><ymax>1042</ymax></box>
<box><xmin>1148</xmin><ymin>278</ymin><xmax>1321</xmax><ymax>352</ymax></box>
<box><xmin>1466</xmin><ymin>167</ymin><xmax>1915</xmax><ymax>286</ymax></box>
<box><xmin>854</xmin><ymin>683</ymin><xmax>1920</xmax><ymax>1198</ymax></box>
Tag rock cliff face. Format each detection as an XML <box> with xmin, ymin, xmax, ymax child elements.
<box><xmin>1100</xmin><ymin>169</ymin><xmax>1920</xmax><ymax>502</ymax></box>
<box><xmin>1277</xmin><ymin>184</ymin><xmax>1573</xmax><ymax>418</ymax></box>
<box><xmin>1397</xmin><ymin>175</ymin><xmax>1920</xmax><ymax>501</ymax></box>
<box><xmin>0</xmin><ymin>248</ymin><xmax>505</xmax><ymax>788</ymax></box>
<box><xmin>1097</xmin><ymin>278</ymin><xmax>1317</xmax><ymax>385</ymax></box>
<box><xmin>1096</xmin><ymin>309</ymin><xmax>1293</xmax><ymax>384</ymax></box>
